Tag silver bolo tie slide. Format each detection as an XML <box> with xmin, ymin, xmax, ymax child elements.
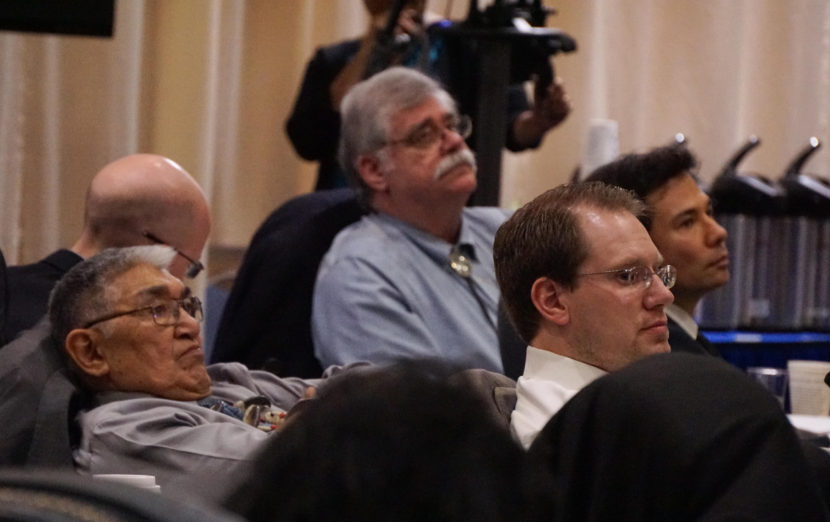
<box><xmin>448</xmin><ymin>245</ymin><xmax>496</xmax><ymax>331</ymax></box>
<box><xmin>449</xmin><ymin>247</ymin><xmax>472</xmax><ymax>278</ymax></box>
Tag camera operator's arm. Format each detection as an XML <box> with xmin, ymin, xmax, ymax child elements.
<box><xmin>330</xmin><ymin>6</ymin><xmax>424</xmax><ymax>109</ymax></box>
<box><xmin>510</xmin><ymin>76</ymin><xmax>571</xmax><ymax>149</ymax></box>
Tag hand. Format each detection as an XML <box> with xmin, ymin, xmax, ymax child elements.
<box><xmin>532</xmin><ymin>76</ymin><xmax>571</xmax><ymax>131</ymax></box>
<box><xmin>510</xmin><ymin>76</ymin><xmax>572</xmax><ymax>148</ymax></box>
<box><xmin>369</xmin><ymin>7</ymin><xmax>424</xmax><ymax>40</ymax></box>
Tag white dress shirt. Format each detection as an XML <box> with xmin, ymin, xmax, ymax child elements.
<box><xmin>665</xmin><ymin>303</ymin><xmax>698</xmax><ymax>339</ymax></box>
<box><xmin>510</xmin><ymin>346</ymin><xmax>607</xmax><ymax>449</ymax></box>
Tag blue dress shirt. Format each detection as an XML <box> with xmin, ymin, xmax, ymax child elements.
<box><xmin>312</xmin><ymin>208</ymin><xmax>509</xmax><ymax>372</ymax></box>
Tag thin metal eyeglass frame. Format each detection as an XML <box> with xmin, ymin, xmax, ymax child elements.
<box><xmin>143</xmin><ymin>231</ymin><xmax>204</xmax><ymax>278</ymax></box>
<box><xmin>82</xmin><ymin>296</ymin><xmax>204</xmax><ymax>329</ymax></box>
<box><xmin>384</xmin><ymin>114</ymin><xmax>473</xmax><ymax>149</ymax></box>
<box><xmin>576</xmin><ymin>265</ymin><xmax>677</xmax><ymax>290</ymax></box>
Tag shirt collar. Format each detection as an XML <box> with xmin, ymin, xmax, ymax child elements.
<box><xmin>523</xmin><ymin>346</ymin><xmax>607</xmax><ymax>387</ymax></box>
<box><xmin>375</xmin><ymin>212</ymin><xmax>478</xmax><ymax>264</ymax></box>
<box><xmin>665</xmin><ymin>304</ymin><xmax>698</xmax><ymax>339</ymax></box>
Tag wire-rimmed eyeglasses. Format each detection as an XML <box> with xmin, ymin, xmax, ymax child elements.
<box><xmin>384</xmin><ymin>114</ymin><xmax>472</xmax><ymax>149</ymax></box>
<box><xmin>576</xmin><ymin>265</ymin><xmax>677</xmax><ymax>290</ymax></box>
<box><xmin>82</xmin><ymin>295</ymin><xmax>204</xmax><ymax>329</ymax></box>
<box><xmin>143</xmin><ymin>231</ymin><xmax>204</xmax><ymax>278</ymax></box>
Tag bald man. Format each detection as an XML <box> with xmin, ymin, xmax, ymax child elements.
<box><xmin>4</xmin><ymin>153</ymin><xmax>210</xmax><ymax>344</ymax></box>
<box><xmin>0</xmin><ymin>153</ymin><xmax>210</xmax><ymax>467</ymax></box>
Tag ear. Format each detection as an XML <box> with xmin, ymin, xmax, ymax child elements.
<box><xmin>356</xmin><ymin>153</ymin><xmax>389</xmax><ymax>193</ymax></box>
<box><xmin>530</xmin><ymin>277</ymin><xmax>570</xmax><ymax>326</ymax></box>
<box><xmin>64</xmin><ymin>329</ymin><xmax>111</xmax><ymax>378</ymax></box>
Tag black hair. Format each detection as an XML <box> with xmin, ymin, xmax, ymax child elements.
<box><xmin>585</xmin><ymin>143</ymin><xmax>698</xmax><ymax>229</ymax></box>
<box><xmin>224</xmin><ymin>362</ymin><xmax>533</xmax><ymax>522</ymax></box>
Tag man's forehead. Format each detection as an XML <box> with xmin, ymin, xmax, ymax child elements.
<box><xmin>578</xmin><ymin>206</ymin><xmax>662</xmax><ymax>266</ymax></box>
<box><xmin>647</xmin><ymin>173</ymin><xmax>708</xmax><ymax>212</ymax></box>
<box><xmin>109</xmin><ymin>263</ymin><xmax>186</xmax><ymax>302</ymax></box>
<box><xmin>393</xmin><ymin>95</ymin><xmax>452</xmax><ymax>124</ymax></box>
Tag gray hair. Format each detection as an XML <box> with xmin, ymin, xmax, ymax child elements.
<box><xmin>49</xmin><ymin>245</ymin><xmax>176</xmax><ymax>345</ymax></box>
<box><xmin>338</xmin><ymin>66</ymin><xmax>456</xmax><ymax>206</ymax></box>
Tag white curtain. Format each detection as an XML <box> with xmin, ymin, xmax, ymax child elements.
<box><xmin>1</xmin><ymin>0</ymin><xmax>828</xmax><ymax>266</ymax></box>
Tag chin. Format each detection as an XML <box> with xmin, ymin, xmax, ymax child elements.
<box><xmin>453</xmin><ymin>172</ymin><xmax>477</xmax><ymax>193</ymax></box>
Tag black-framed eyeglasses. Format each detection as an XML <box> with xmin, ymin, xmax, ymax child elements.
<box><xmin>82</xmin><ymin>295</ymin><xmax>204</xmax><ymax>329</ymax></box>
<box><xmin>577</xmin><ymin>265</ymin><xmax>677</xmax><ymax>290</ymax></box>
<box><xmin>143</xmin><ymin>231</ymin><xmax>204</xmax><ymax>278</ymax></box>
<box><xmin>384</xmin><ymin>114</ymin><xmax>472</xmax><ymax>149</ymax></box>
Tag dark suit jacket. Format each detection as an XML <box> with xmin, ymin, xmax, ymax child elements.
<box><xmin>0</xmin><ymin>248</ymin><xmax>7</xmax><ymax>346</ymax></box>
<box><xmin>668</xmin><ymin>316</ymin><xmax>721</xmax><ymax>357</ymax></box>
<box><xmin>528</xmin><ymin>352</ymin><xmax>830</xmax><ymax>520</ymax></box>
<box><xmin>4</xmin><ymin>249</ymin><xmax>82</xmax><ymax>345</ymax></box>
<box><xmin>210</xmin><ymin>189</ymin><xmax>365</xmax><ymax>377</ymax></box>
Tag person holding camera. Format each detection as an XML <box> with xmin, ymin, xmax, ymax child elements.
<box><xmin>285</xmin><ymin>0</ymin><xmax>570</xmax><ymax>191</ymax></box>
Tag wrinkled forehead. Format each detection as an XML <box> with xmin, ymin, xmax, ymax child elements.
<box><xmin>384</xmin><ymin>92</ymin><xmax>456</xmax><ymax>133</ymax></box>
<box><xmin>104</xmin><ymin>263</ymin><xmax>186</xmax><ymax>307</ymax></box>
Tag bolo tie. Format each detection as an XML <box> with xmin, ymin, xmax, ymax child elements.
<box><xmin>449</xmin><ymin>244</ymin><xmax>497</xmax><ymax>332</ymax></box>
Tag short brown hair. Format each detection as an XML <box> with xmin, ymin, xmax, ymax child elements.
<box><xmin>494</xmin><ymin>182</ymin><xmax>645</xmax><ymax>343</ymax></box>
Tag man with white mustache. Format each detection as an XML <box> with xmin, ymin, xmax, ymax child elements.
<box><xmin>312</xmin><ymin>67</ymin><xmax>509</xmax><ymax>372</ymax></box>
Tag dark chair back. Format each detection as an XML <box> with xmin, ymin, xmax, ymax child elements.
<box><xmin>0</xmin><ymin>247</ymin><xmax>7</xmax><ymax>347</ymax></box>
<box><xmin>497</xmin><ymin>300</ymin><xmax>526</xmax><ymax>380</ymax></box>
<box><xmin>0</xmin><ymin>469</ymin><xmax>243</xmax><ymax>521</ymax></box>
<box><xmin>210</xmin><ymin>189</ymin><xmax>365</xmax><ymax>377</ymax></box>
<box><xmin>0</xmin><ymin>319</ymin><xmax>87</xmax><ymax>468</ymax></box>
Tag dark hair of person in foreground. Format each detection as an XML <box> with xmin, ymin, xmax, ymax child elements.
<box><xmin>224</xmin><ymin>362</ymin><xmax>535</xmax><ymax>522</ymax></box>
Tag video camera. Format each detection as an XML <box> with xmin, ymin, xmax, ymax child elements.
<box><xmin>368</xmin><ymin>0</ymin><xmax>576</xmax><ymax>86</ymax></box>
<box><xmin>454</xmin><ymin>0</ymin><xmax>577</xmax><ymax>86</ymax></box>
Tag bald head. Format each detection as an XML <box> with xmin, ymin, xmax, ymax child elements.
<box><xmin>72</xmin><ymin>154</ymin><xmax>211</xmax><ymax>279</ymax></box>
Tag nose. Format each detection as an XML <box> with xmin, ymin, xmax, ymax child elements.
<box><xmin>440</xmin><ymin>125</ymin><xmax>466</xmax><ymax>153</ymax></box>
<box><xmin>175</xmin><ymin>308</ymin><xmax>201</xmax><ymax>340</ymax></box>
<box><xmin>706</xmin><ymin>215</ymin><xmax>728</xmax><ymax>246</ymax></box>
<box><xmin>644</xmin><ymin>275</ymin><xmax>675</xmax><ymax>309</ymax></box>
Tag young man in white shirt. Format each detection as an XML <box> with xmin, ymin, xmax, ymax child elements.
<box><xmin>494</xmin><ymin>182</ymin><xmax>675</xmax><ymax>448</ymax></box>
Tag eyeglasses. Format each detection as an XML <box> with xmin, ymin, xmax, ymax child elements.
<box><xmin>577</xmin><ymin>265</ymin><xmax>677</xmax><ymax>290</ymax></box>
<box><xmin>384</xmin><ymin>114</ymin><xmax>472</xmax><ymax>149</ymax></box>
<box><xmin>143</xmin><ymin>231</ymin><xmax>204</xmax><ymax>278</ymax></box>
<box><xmin>82</xmin><ymin>295</ymin><xmax>204</xmax><ymax>329</ymax></box>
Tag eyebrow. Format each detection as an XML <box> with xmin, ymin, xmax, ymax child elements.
<box><xmin>405</xmin><ymin>113</ymin><xmax>455</xmax><ymax>134</ymax></box>
<box><xmin>671</xmin><ymin>207</ymin><xmax>697</xmax><ymax>221</ymax></box>
<box><xmin>134</xmin><ymin>284</ymin><xmax>190</xmax><ymax>302</ymax></box>
<box><xmin>670</xmin><ymin>192</ymin><xmax>712</xmax><ymax>220</ymax></box>
<box><xmin>616</xmin><ymin>254</ymin><xmax>665</xmax><ymax>270</ymax></box>
<box><xmin>406</xmin><ymin>118</ymin><xmax>437</xmax><ymax>136</ymax></box>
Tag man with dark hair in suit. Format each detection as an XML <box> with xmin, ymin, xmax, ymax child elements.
<box><xmin>585</xmin><ymin>143</ymin><xmax>729</xmax><ymax>356</ymax></box>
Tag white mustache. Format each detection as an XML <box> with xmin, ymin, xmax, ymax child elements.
<box><xmin>434</xmin><ymin>149</ymin><xmax>477</xmax><ymax>180</ymax></box>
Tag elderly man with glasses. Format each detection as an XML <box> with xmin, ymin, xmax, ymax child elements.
<box><xmin>312</xmin><ymin>66</ymin><xmax>509</xmax><ymax>372</ymax></box>
<box><xmin>494</xmin><ymin>182</ymin><xmax>676</xmax><ymax>449</ymax></box>
<box><xmin>49</xmin><ymin>245</ymin><xmax>345</xmax><ymax>501</ymax></box>
<box><xmin>3</xmin><ymin>153</ymin><xmax>210</xmax><ymax>345</ymax></box>
<box><xmin>0</xmin><ymin>154</ymin><xmax>211</xmax><ymax>471</ymax></box>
